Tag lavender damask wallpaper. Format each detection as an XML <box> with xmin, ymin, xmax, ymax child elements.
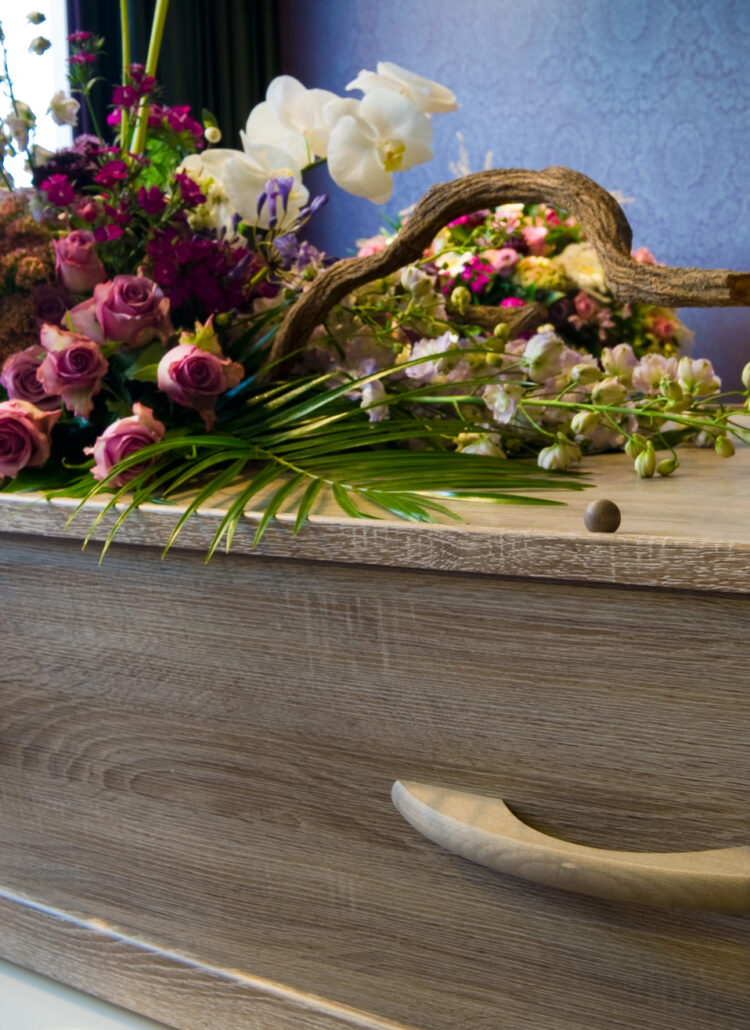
<box><xmin>279</xmin><ymin>0</ymin><xmax>750</xmax><ymax>384</ymax></box>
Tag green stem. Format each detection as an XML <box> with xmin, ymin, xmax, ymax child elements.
<box><xmin>131</xmin><ymin>0</ymin><xmax>170</xmax><ymax>155</ymax></box>
<box><xmin>120</xmin><ymin>0</ymin><xmax>131</xmax><ymax>153</ymax></box>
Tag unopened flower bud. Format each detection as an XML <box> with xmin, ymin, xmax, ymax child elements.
<box><xmin>592</xmin><ymin>375</ymin><xmax>627</xmax><ymax>406</ymax></box>
<box><xmin>659</xmin><ymin>377</ymin><xmax>683</xmax><ymax>402</ymax></box>
<box><xmin>29</xmin><ymin>35</ymin><xmax>51</xmax><ymax>55</ymax></box>
<box><xmin>450</xmin><ymin>285</ymin><xmax>471</xmax><ymax>314</ymax></box>
<box><xmin>570</xmin><ymin>409</ymin><xmax>599</xmax><ymax>435</ymax></box>
<box><xmin>715</xmin><ymin>435</ymin><xmax>735</xmax><ymax>458</ymax></box>
<box><xmin>571</xmin><ymin>363</ymin><xmax>600</xmax><ymax>386</ymax></box>
<box><xmin>27</xmin><ymin>12</ymin><xmax>46</xmax><ymax>24</ymax></box>
<box><xmin>492</xmin><ymin>322</ymin><xmax>510</xmax><ymax>344</ymax></box>
<box><xmin>742</xmin><ymin>362</ymin><xmax>750</xmax><ymax>392</ymax></box>
<box><xmin>537</xmin><ymin>433</ymin><xmax>582</xmax><ymax>471</ymax></box>
<box><xmin>634</xmin><ymin>441</ymin><xmax>656</xmax><ymax>477</ymax></box>
<box><xmin>657</xmin><ymin>456</ymin><xmax>679</xmax><ymax>477</ymax></box>
<box><xmin>625</xmin><ymin>433</ymin><xmax>648</xmax><ymax>458</ymax></box>
<box><xmin>204</xmin><ymin>125</ymin><xmax>221</xmax><ymax>144</ymax></box>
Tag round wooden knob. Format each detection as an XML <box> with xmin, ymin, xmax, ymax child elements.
<box><xmin>584</xmin><ymin>498</ymin><xmax>621</xmax><ymax>533</ymax></box>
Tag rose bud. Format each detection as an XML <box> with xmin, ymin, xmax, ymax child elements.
<box><xmin>52</xmin><ymin>230</ymin><xmax>107</xmax><ymax>293</ymax></box>
<box><xmin>32</xmin><ymin>284</ymin><xmax>69</xmax><ymax>328</ymax></box>
<box><xmin>1</xmin><ymin>345</ymin><xmax>61</xmax><ymax>410</ymax></box>
<box><xmin>157</xmin><ymin>342</ymin><xmax>243</xmax><ymax>429</ymax></box>
<box><xmin>85</xmin><ymin>403</ymin><xmax>166</xmax><ymax>487</ymax></box>
<box><xmin>0</xmin><ymin>399</ymin><xmax>61</xmax><ymax>478</ymax></box>
<box><xmin>38</xmin><ymin>324</ymin><xmax>109</xmax><ymax>420</ymax></box>
<box><xmin>93</xmin><ymin>275</ymin><xmax>174</xmax><ymax>349</ymax></box>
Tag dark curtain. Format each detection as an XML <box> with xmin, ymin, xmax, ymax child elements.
<box><xmin>66</xmin><ymin>0</ymin><xmax>280</xmax><ymax>149</ymax></box>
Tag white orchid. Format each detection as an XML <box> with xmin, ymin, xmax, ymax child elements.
<box><xmin>179</xmin><ymin>142</ymin><xmax>309</xmax><ymax>232</ymax></box>
<box><xmin>346</xmin><ymin>61</ymin><xmax>458</xmax><ymax>114</ymax></box>
<box><xmin>48</xmin><ymin>91</ymin><xmax>79</xmax><ymax>127</ymax></box>
<box><xmin>327</xmin><ymin>89</ymin><xmax>433</xmax><ymax>203</ymax></box>
<box><xmin>242</xmin><ymin>75</ymin><xmax>340</xmax><ymax>167</ymax></box>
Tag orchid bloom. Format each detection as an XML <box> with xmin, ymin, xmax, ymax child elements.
<box><xmin>346</xmin><ymin>61</ymin><xmax>458</xmax><ymax>114</ymax></box>
<box><xmin>179</xmin><ymin>141</ymin><xmax>309</xmax><ymax>231</ymax></box>
<box><xmin>326</xmin><ymin>89</ymin><xmax>433</xmax><ymax>204</ymax></box>
<box><xmin>242</xmin><ymin>75</ymin><xmax>340</xmax><ymax>167</ymax></box>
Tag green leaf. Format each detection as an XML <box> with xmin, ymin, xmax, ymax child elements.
<box><xmin>253</xmin><ymin>472</ymin><xmax>305</xmax><ymax>546</ymax></box>
<box><xmin>292</xmin><ymin>478</ymin><xmax>325</xmax><ymax>536</ymax></box>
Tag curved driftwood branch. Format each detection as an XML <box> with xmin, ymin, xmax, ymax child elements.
<box><xmin>268</xmin><ymin>165</ymin><xmax>750</xmax><ymax>367</ymax></box>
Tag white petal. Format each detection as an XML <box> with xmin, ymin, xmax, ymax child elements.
<box><xmin>327</xmin><ymin>115</ymin><xmax>393</xmax><ymax>204</ymax></box>
<box><xmin>265</xmin><ymin>75</ymin><xmax>308</xmax><ymax>122</ymax></box>
<box><xmin>376</xmin><ymin>61</ymin><xmax>458</xmax><ymax>113</ymax></box>
<box><xmin>243</xmin><ymin>101</ymin><xmax>308</xmax><ymax>167</ymax></box>
<box><xmin>359</xmin><ymin>89</ymin><xmax>433</xmax><ymax>152</ymax></box>
<box><xmin>322</xmin><ymin>97</ymin><xmax>361</xmax><ymax>128</ymax></box>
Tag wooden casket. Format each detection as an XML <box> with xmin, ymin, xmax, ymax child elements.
<box><xmin>0</xmin><ymin>446</ymin><xmax>748</xmax><ymax>1030</ymax></box>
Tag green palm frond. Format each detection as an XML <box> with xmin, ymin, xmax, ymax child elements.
<box><xmin>68</xmin><ymin>365</ymin><xmax>588</xmax><ymax>560</ymax></box>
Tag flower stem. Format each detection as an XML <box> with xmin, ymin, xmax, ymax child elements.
<box><xmin>131</xmin><ymin>0</ymin><xmax>170</xmax><ymax>156</ymax></box>
<box><xmin>120</xmin><ymin>0</ymin><xmax>131</xmax><ymax>152</ymax></box>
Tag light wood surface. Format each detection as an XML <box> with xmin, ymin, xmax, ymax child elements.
<box><xmin>1</xmin><ymin>445</ymin><xmax>750</xmax><ymax>592</ymax></box>
<box><xmin>1</xmin><ymin>531</ymin><xmax>749</xmax><ymax>1029</ymax></box>
<box><xmin>392</xmin><ymin>781</ymin><xmax>750</xmax><ymax>913</ymax></box>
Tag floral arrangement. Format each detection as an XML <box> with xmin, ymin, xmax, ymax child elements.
<box><xmin>0</xmin><ymin>4</ymin><xmax>747</xmax><ymax>556</ymax></box>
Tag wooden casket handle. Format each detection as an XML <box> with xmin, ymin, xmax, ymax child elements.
<box><xmin>391</xmin><ymin>780</ymin><xmax>750</xmax><ymax>914</ymax></box>
<box><xmin>269</xmin><ymin>165</ymin><xmax>750</xmax><ymax>367</ymax></box>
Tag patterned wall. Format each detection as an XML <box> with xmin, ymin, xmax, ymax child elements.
<box><xmin>279</xmin><ymin>0</ymin><xmax>750</xmax><ymax>384</ymax></box>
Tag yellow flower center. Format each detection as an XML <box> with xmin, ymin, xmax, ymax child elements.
<box><xmin>379</xmin><ymin>139</ymin><xmax>405</xmax><ymax>172</ymax></box>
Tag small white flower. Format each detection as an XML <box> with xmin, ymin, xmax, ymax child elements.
<box><xmin>48</xmin><ymin>91</ymin><xmax>79</xmax><ymax>127</ymax></box>
<box><xmin>360</xmin><ymin>380</ymin><xmax>389</xmax><ymax>422</ymax></box>
<box><xmin>521</xmin><ymin>328</ymin><xmax>565</xmax><ymax>384</ymax></box>
<box><xmin>5</xmin><ymin>101</ymin><xmax>35</xmax><ymax>149</ymax></box>
<box><xmin>456</xmin><ymin>432</ymin><xmax>505</xmax><ymax>457</ymax></box>
<box><xmin>631</xmin><ymin>353</ymin><xmax>678</xmax><ymax>393</ymax></box>
<box><xmin>346</xmin><ymin>61</ymin><xmax>458</xmax><ymax>114</ymax></box>
<box><xmin>538</xmin><ymin>434</ymin><xmax>582</xmax><ymax>470</ymax></box>
<box><xmin>601</xmin><ymin>342</ymin><xmax>637</xmax><ymax>381</ymax></box>
<box><xmin>557</xmin><ymin>242</ymin><xmax>607</xmax><ymax>294</ymax></box>
<box><xmin>404</xmin><ymin>330</ymin><xmax>459</xmax><ymax>381</ymax></box>
<box><xmin>591</xmin><ymin>376</ymin><xmax>627</xmax><ymax>406</ymax></box>
<box><xmin>242</xmin><ymin>75</ymin><xmax>340</xmax><ymax>166</ymax></box>
<box><xmin>482</xmin><ymin>382</ymin><xmax>523</xmax><ymax>424</ymax></box>
<box><xmin>327</xmin><ymin>89</ymin><xmax>433</xmax><ymax>204</ymax></box>
<box><xmin>677</xmin><ymin>356</ymin><xmax>720</xmax><ymax>397</ymax></box>
<box><xmin>29</xmin><ymin>35</ymin><xmax>51</xmax><ymax>55</ymax></box>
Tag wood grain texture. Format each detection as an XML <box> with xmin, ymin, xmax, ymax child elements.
<box><xmin>392</xmin><ymin>781</ymin><xmax>750</xmax><ymax>913</ymax></box>
<box><xmin>0</xmin><ymin>890</ymin><xmax>413</xmax><ymax>1030</ymax></box>
<box><xmin>1</xmin><ymin>446</ymin><xmax>749</xmax><ymax>593</ymax></box>
<box><xmin>1</xmin><ymin>533</ymin><xmax>749</xmax><ymax>1028</ymax></box>
<box><xmin>269</xmin><ymin>166</ymin><xmax>750</xmax><ymax>364</ymax></box>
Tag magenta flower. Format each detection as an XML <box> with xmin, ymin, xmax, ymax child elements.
<box><xmin>94</xmin><ymin>160</ymin><xmax>129</xmax><ymax>188</ymax></box>
<box><xmin>501</xmin><ymin>297</ymin><xmax>526</xmax><ymax>308</ymax></box>
<box><xmin>85</xmin><ymin>403</ymin><xmax>166</xmax><ymax>486</ymax></box>
<box><xmin>69</xmin><ymin>52</ymin><xmax>97</xmax><ymax>64</ymax></box>
<box><xmin>41</xmin><ymin>174</ymin><xmax>76</xmax><ymax>207</ymax></box>
<box><xmin>137</xmin><ymin>186</ymin><xmax>167</xmax><ymax>216</ymax></box>
<box><xmin>93</xmin><ymin>224</ymin><xmax>124</xmax><ymax>242</ymax></box>
<box><xmin>67</xmin><ymin>30</ymin><xmax>91</xmax><ymax>42</ymax></box>
<box><xmin>1</xmin><ymin>346</ymin><xmax>61</xmax><ymax>410</ymax></box>
<box><xmin>174</xmin><ymin>172</ymin><xmax>206</xmax><ymax>208</ymax></box>
<box><xmin>38</xmin><ymin>324</ymin><xmax>109</xmax><ymax>419</ymax></box>
<box><xmin>53</xmin><ymin>230</ymin><xmax>107</xmax><ymax>292</ymax></box>
<box><xmin>0</xmin><ymin>399</ymin><xmax>61</xmax><ymax>479</ymax></box>
<box><xmin>157</xmin><ymin>340</ymin><xmax>243</xmax><ymax>429</ymax></box>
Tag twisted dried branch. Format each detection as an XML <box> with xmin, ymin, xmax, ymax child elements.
<box><xmin>268</xmin><ymin>166</ymin><xmax>750</xmax><ymax>367</ymax></box>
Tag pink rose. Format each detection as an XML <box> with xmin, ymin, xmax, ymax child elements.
<box><xmin>573</xmin><ymin>291</ymin><xmax>600</xmax><ymax>321</ymax></box>
<box><xmin>38</xmin><ymin>324</ymin><xmax>109</xmax><ymax>419</ymax></box>
<box><xmin>0</xmin><ymin>399</ymin><xmax>61</xmax><ymax>478</ymax></box>
<box><xmin>483</xmin><ymin>247</ymin><xmax>519</xmax><ymax>276</ymax></box>
<box><xmin>157</xmin><ymin>342</ymin><xmax>243</xmax><ymax>429</ymax></box>
<box><xmin>85</xmin><ymin>403</ymin><xmax>166</xmax><ymax>487</ymax></box>
<box><xmin>93</xmin><ymin>275</ymin><xmax>173</xmax><ymax>349</ymax></box>
<box><xmin>1</xmin><ymin>345</ymin><xmax>61</xmax><ymax>410</ymax></box>
<box><xmin>521</xmin><ymin>225</ymin><xmax>548</xmax><ymax>255</ymax></box>
<box><xmin>53</xmin><ymin>230</ymin><xmax>107</xmax><ymax>293</ymax></box>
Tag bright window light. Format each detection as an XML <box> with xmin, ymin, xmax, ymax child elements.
<box><xmin>2</xmin><ymin>2</ymin><xmax>71</xmax><ymax>186</ymax></box>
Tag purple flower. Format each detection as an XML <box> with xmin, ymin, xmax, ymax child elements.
<box><xmin>0</xmin><ymin>400</ymin><xmax>61</xmax><ymax>479</ymax></box>
<box><xmin>93</xmin><ymin>275</ymin><xmax>174</xmax><ymax>349</ymax></box>
<box><xmin>157</xmin><ymin>342</ymin><xmax>243</xmax><ymax>429</ymax></box>
<box><xmin>85</xmin><ymin>402</ymin><xmax>166</xmax><ymax>486</ymax></box>
<box><xmin>38</xmin><ymin>325</ymin><xmax>109</xmax><ymax>419</ymax></box>
<box><xmin>174</xmin><ymin>172</ymin><xmax>206</xmax><ymax>208</ymax></box>
<box><xmin>53</xmin><ymin>230</ymin><xmax>107</xmax><ymax>293</ymax></box>
<box><xmin>94</xmin><ymin>160</ymin><xmax>129</xmax><ymax>188</ymax></box>
<box><xmin>1</xmin><ymin>345</ymin><xmax>62</xmax><ymax>410</ymax></box>
<box><xmin>32</xmin><ymin>285</ymin><xmax>69</xmax><ymax>328</ymax></box>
